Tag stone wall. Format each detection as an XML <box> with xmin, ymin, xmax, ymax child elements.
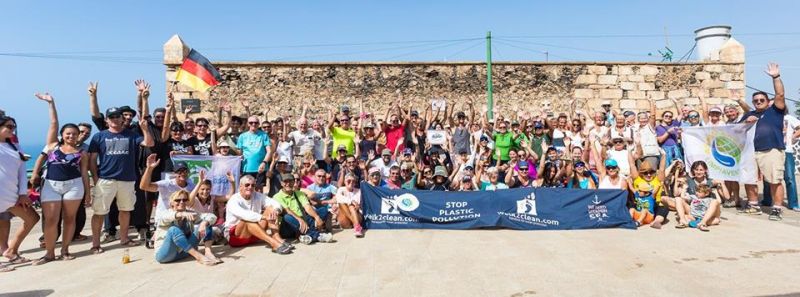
<box><xmin>163</xmin><ymin>36</ymin><xmax>746</xmax><ymax>120</ymax></box>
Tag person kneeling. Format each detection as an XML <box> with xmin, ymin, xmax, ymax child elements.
<box><xmin>154</xmin><ymin>190</ymin><xmax>220</xmax><ymax>265</ymax></box>
<box><xmin>274</xmin><ymin>174</ymin><xmax>334</xmax><ymax>244</ymax></box>
<box><xmin>224</xmin><ymin>175</ymin><xmax>292</xmax><ymax>254</ymax></box>
<box><xmin>675</xmin><ymin>184</ymin><xmax>721</xmax><ymax>232</ymax></box>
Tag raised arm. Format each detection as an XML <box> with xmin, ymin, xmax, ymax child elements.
<box><xmin>139</xmin><ymin>154</ymin><xmax>161</xmax><ymax>192</ymax></box>
<box><xmin>216</xmin><ymin>102</ymin><xmax>232</xmax><ymax>136</ymax></box>
<box><xmin>139</xmin><ymin>117</ymin><xmax>155</xmax><ymax>147</ymax></box>
<box><xmin>135</xmin><ymin>80</ymin><xmax>151</xmax><ymax>121</ymax></box>
<box><xmin>766</xmin><ymin>62</ymin><xmax>785</xmax><ymax>110</ymax></box>
<box><xmin>699</xmin><ymin>88</ymin><xmax>709</xmax><ymax>123</ymax></box>
<box><xmin>161</xmin><ymin>93</ymin><xmax>175</xmax><ymax>143</ymax></box>
<box><xmin>88</xmin><ymin>82</ymin><xmax>101</xmax><ymax>118</ymax></box>
<box><xmin>34</xmin><ymin>93</ymin><xmax>59</xmax><ymax>148</ymax></box>
<box><xmin>730</xmin><ymin>90</ymin><xmax>750</xmax><ymax>114</ymax></box>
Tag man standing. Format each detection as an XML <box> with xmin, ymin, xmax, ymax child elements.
<box><xmin>237</xmin><ymin>116</ymin><xmax>272</xmax><ymax>189</ymax></box>
<box><xmin>741</xmin><ymin>63</ymin><xmax>787</xmax><ymax>221</ymax></box>
<box><xmin>88</xmin><ymin>107</ymin><xmax>154</xmax><ymax>252</ymax></box>
<box><xmin>274</xmin><ymin>174</ymin><xmax>334</xmax><ymax>244</ymax></box>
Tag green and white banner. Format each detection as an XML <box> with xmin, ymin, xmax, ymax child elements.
<box><xmin>681</xmin><ymin>124</ymin><xmax>756</xmax><ymax>183</ymax></box>
<box><xmin>171</xmin><ymin>155</ymin><xmax>242</xmax><ymax>196</ymax></box>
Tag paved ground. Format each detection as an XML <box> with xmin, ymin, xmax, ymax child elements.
<box><xmin>1</xmin><ymin>207</ymin><xmax>799</xmax><ymax>297</ymax></box>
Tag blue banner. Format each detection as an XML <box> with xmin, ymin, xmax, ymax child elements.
<box><xmin>361</xmin><ymin>183</ymin><xmax>636</xmax><ymax>230</ymax></box>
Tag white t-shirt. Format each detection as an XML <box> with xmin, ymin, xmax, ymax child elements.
<box><xmin>224</xmin><ymin>192</ymin><xmax>282</xmax><ymax>232</ymax></box>
<box><xmin>0</xmin><ymin>143</ymin><xmax>26</xmax><ymax>212</ymax></box>
<box><xmin>288</xmin><ymin>129</ymin><xmax>323</xmax><ymax>159</ymax></box>
<box><xmin>369</xmin><ymin>158</ymin><xmax>397</xmax><ymax>178</ymax></box>
<box><xmin>276</xmin><ymin>141</ymin><xmax>294</xmax><ymax>165</ymax></box>
<box><xmin>784</xmin><ymin>115</ymin><xmax>800</xmax><ymax>153</ymax></box>
<box><xmin>335</xmin><ymin>187</ymin><xmax>361</xmax><ymax>205</ymax></box>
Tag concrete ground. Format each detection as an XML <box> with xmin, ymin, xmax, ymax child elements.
<box><xmin>1</xmin><ymin>207</ymin><xmax>799</xmax><ymax>297</ymax></box>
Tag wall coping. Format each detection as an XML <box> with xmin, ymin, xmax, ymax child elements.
<box><xmin>164</xmin><ymin>60</ymin><xmax>742</xmax><ymax>67</ymax></box>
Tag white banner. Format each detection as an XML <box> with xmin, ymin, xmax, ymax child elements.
<box><xmin>427</xmin><ymin>130</ymin><xmax>447</xmax><ymax>145</ymax></box>
<box><xmin>681</xmin><ymin>124</ymin><xmax>756</xmax><ymax>183</ymax></box>
<box><xmin>171</xmin><ymin>155</ymin><xmax>242</xmax><ymax>196</ymax></box>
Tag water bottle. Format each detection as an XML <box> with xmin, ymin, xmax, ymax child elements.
<box><xmin>122</xmin><ymin>248</ymin><xmax>131</xmax><ymax>264</ymax></box>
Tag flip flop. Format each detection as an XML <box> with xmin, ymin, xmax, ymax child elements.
<box><xmin>0</xmin><ymin>263</ymin><xmax>14</xmax><ymax>272</ymax></box>
<box><xmin>60</xmin><ymin>252</ymin><xmax>76</xmax><ymax>261</ymax></box>
<box><xmin>6</xmin><ymin>255</ymin><xmax>30</xmax><ymax>265</ymax></box>
<box><xmin>698</xmin><ymin>224</ymin><xmax>710</xmax><ymax>232</ymax></box>
<box><xmin>73</xmin><ymin>234</ymin><xmax>89</xmax><ymax>241</ymax></box>
<box><xmin>120</xmin><ymin>239</ymin><xmax>140</xmax><ymax>247</ymax></box>
<box><xmin>90</xmin><ymin>246</ymin><xmax>105</xmax><ymax>255</ymax></box>
<box><xmin>675</xmin><ymin>223</ymin><xmax>688</xmax><ymax>229</ymax></box>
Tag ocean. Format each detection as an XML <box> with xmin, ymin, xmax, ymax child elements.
<box><xmin>21</xmin><ymin>143</ymin><xmax>44</xmax><ymax>172</ymax></box>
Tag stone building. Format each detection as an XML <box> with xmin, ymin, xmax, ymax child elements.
<box><xmin>163</xmin><ymin>35</ymin><xmax>746</xmax><ymax>121</ymax></box>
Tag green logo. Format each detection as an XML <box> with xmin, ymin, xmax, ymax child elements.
<box><xmin>710</xmin><ymin>134</ymin><xmax>741</xmax><ymax>168</ymax></box>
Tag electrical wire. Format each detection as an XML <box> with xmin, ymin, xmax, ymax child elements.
<box><xmin>380</xmin><ymin>39</ymin><xmax>476</xmax><ymax>60</ymax></box>
<box><xmin>493</xmin><ymin>40</ymin><xmax>571</xmax><ymax>60</ymax></box>
<box><xmin>746</xmin><ymin>84</ymin><xmax>799</xmax><ymax>103</ymax></box>
<box><xmin>497</xmin><ymin>32</ymin><xmax>800</xmax><ymax>39</ymax></box>
<box><xmin>265</xmin><ymin>39</ymin><xmax>467</xmax><ymax>61</ymax></box>
<box><xmin>444</xmin><ymin>40</ymin><xmax>484</xmax><ymax>60</ymax></box>
<box><xmin>496</xmin><ymin>38</ymin><xmax>650</xmax><ymax>58</ymax></box>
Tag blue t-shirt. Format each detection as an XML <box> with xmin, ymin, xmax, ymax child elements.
<box><xmin>88</xmin><ymin>129</ymin><xmax>144</xmax><ymax>181</ymax></box>
<box><xmin>306</xmin><ymin>183</ymin><xmax>337</xmax><ymax>204</ymax></box>
<box><xmin>236</xmin><ymin>130</ymin><xmax>271</xmax><ymax>173</ymax></box>
<box><xmin>634</xmin><ymin>192</ymin><xmax>655</xmax><ymax>214</ymax></box>
<box><xmin>741</xmin><ymin>104</ymin><xmax>786</xmax><ymax>151</ymax></box>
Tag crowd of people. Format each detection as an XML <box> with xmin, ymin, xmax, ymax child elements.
<box><xmin>0</xmin><ymin>62</ymin><xmax>796</xmax><ymax>271</ymax></box>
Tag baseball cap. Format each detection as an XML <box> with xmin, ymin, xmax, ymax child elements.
<box><xmin>280</xmin><ymin>173</ymin><xmax>295</xmax><ymax>182</ymax></box>
<box><xmin>433</xmin><ymin>166</ymin><xmax>447</xmax><ymax>177</ymax></box>
<box><xmin>118</xmin><ymin>105</ymin><xmax>137</xmax><ymax>117</ymax></box>
<box><xmin>456</xmin><ymin>111</ymin><xmax>466</xmax><ymax>118</ymax></box>
<box><xmin>623</xmin><ymin>110</ymin><xmax>635</xmax><ymax>117</ymax></box>
<box><xmin>601</xmin><ymin>100</ymin><xmax>612</xmax><ymax>106</ymax></box>
<box><xmin>368</xmin><ymin>167</ymin><xmax>381</xmax><ymax>175</ymax></box>
<box><xmin>533</xmin><ymin>122</ymin><xmax>544</xmax><ymax>129</ymax></box>
<box><xmin>480</xmin><ymin>135</ymin><xmax>489</xmax><ymax>142</ymax></box>
<box><xmin>410</xmin><ymin>110</ymin><xmax>419</xmax><ymax>116</ymax></box>
<box><xmin>464</xmin><ymin>164</ymin><xmax>474</xmax><ymax>170</ymax></box>
<box><xmin>337</xmin><ymin>144</ymin><xmax>347</xmax><ymax>151</ymax></box>
<box><xmin>604</xmin><ymin>159</ymin><xmax>619</xmax><ymax>167</ymax></box>
<box><xmin>709</xmin><ymin>105</ymin><xmax>723</xmax><ymax>114</ymax></box>
<box><xmin>511</xmin><ymin>120</ymin><xmax>520</xmax><ymax>126</ymax></box>
<box><xmin>173</xmin><ymin>162</ymin><xmax>189</xmax><ymax>172</ymax></box>
<box><xmin>403</xmin><ymin>148</ymin><xmax>413</xmax><ymax>156</ymax></box>
<box><xmin>340</xmin><ymin>105</ymin><xmax>350</xmax><ymax>112</ymax></box>
<box><xmin>277</xmin><ymin>156</ymin><xmax>290</xmax><ymax>164</ymax></box>
<box><xmin>518</xmin><ymin>161</ymin><xmax>529</xmax><ymax>169</ymax></box>
<box><xmin>105</xmin><ymin>107</ymin><xmax>122</xmax><ymax>118</ymax></box>
<box><xmin>364</xmin><ymin>122</ymin><xmax>375</xmax><ymax>128</ymax></box>
<box><xmin>217</xmin><ymin>141</ymin><xmax>231</xmax><ymax>148</ymax></box>
<box><xmin>381</xmin><ymin>148</ymin><xmax>392</xmax><ymax>156</ymax></box>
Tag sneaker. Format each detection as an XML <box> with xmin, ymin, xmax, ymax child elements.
<box><xmin>743</xmin><ymin>204</ymin><xmax>762</xmax><ymax>215</ymax></box>
<box><xmin>317</xmin><ymin>233</ymin><xmax>335</xmax><ymax>243</ymax></box>
<box><xmin>272</xmin><ymin>244</ymin><xmax>292</xmax><ymax>254</ymax></box>
<box><xmin>768</xmin><ymin>208</ymin><xmax>783</xmax><ymax>221</ymax></box>
<box><xmin>722</xmin><ymin>200</ymin><xmax>737</xmax><ymax>208</ymax></box>
<box><xmin>354</xmin><ymin>225</ymin><xmax>364</xmax><ymax>238</ymax></box>
<box><xmin>283</xmin><ymin>241</ymin><xmax>295</xmax><ymax>250</ymax></box>
<box><xmin>101</xmin><ymin>232</ymin><xmax>117</xmax><ymax>244</ymax></box>
<box><xmin>299</xmin><ymin>235</ymin><xmax>313</xmax><ymax>245</ymax></box>
<box><xmin>791</xmin><ymin>207</ymin><xmax>800</xmax><ymax>212</ymax></box>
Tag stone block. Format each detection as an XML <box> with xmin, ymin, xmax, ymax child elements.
<box><xmin>620</xmin><ymin>82</ymin><xmax>637</xmax><ymax>91</ymax></box>
<box><xmin>655</xmin><ymin>99</ymin><xmax>674</xmax><ymax>109</ymax></box>
<box><xmin>704</xmin><ymin>64</ymin><xmax>723</xmax><ymax>73</ymax></box>
<box><xmin>647</xmin><ymin>91</ymin><xmax>665</xmax><ymax>100</ymax></box>
<box><xmin>636</xmin><ymin>99</ymin><xmax>652</xmax><ymax>110</ymax></box>
<box><xmin>644</xmin><ymin>75</ymin><xmax>657</xmax><ymax>82</ymax></box>
<box><xmin>627</xmin><ymin>75</ymin><xmax>644</xmax><ymax>82</ymax></box>
<box><xmin>587</xmin><ymin>65</ymin><xmax>608</xmax><ymax>75</ymax></box>
<box><xmin>695</xmin><ymin>72</ymin><xmax>711</xmax><ymax>81</ymax></box>
<box><xmin>725</xmin><ymin>81</ymin><xmax>745</xmax><ymax>90</ymax></box>
<box><xmin>638</xmin><ymin>83</ymin><xmax>655</xmax><ymax>91</ymax></box>
<box><xmin>668</xmin><ymin>90</ymin><xmax>690</xmax><ymax>99</ymax></box>
<box><xmin>684</xmin><ymin>97</ymin><xmax>700</xmax><ymax>105</ymax></box>
<box><xmin>627</xmin><ymin>91</ymin><xmax>646</xmax><ymax>99</ymax></box>
<box><xmin>575</xmin><ymin>74</ymin><xmax>597</xmax><ymax>84</ymax></box>
<box><xmin>619</xmin><ymin>99</ymin><xmax>636</xmax><ymax>110</ymax></box>
<box><xmin>638</xmin><ymin>65</ymin><xmax>660</xmax><ymax>76</ymax></box>
<box><xmin>574</xmin><ymin>89</ymin><xmax>594</xmax><ymax>99</ymax></box>
<box><xmin>599</xmin><ymin>89</ymin><xmax>623</xmax><ymax>99</ymax></box>
<box><xmin>701</xmin><ymin>80</ymin><xmax>724</xmax><ymax>89</ymax></box>
<box><xmin>712</xmin><ymin>88</ymin><xmax>729</xmax><ymax>98</ymax></box>
<box><xmin>719</xmin><ymin>73</ymin><xmax>733</xmax><ymax>81</ymax></box>
<box><xmin>598</xmin><ymin>75</ymin><xmax>618</xmax><ymax>85</ymax></box>
<box><xmin>706</xmin><ymin>97</ymin><xmax>722</xmax><ymax>105</ymax></box>
<box><xmin>616</xmin><ymin>66</ymin><xmax>635</xmax><ymax>75</ymax></box>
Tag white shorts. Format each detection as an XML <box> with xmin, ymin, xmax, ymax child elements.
<box><xmin>40</xmin><ymin>177</ymin><xmax>85</xmax><ymax>203</ymax></box>
<box><xmin>92</xmin><ymin>179</ymin><xmax>136</xmax><ymax>215</ymax></box>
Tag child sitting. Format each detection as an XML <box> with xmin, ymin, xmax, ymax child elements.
<box><xmin>630</xmin><ymin>183</ymin><xmax>656</xmax><ymax>227</ymax></box>
<box><xmin>676</xmin><ymin>183</ymin><xmax>721</xmax><ymax>232</ymax></box>
<box><xmin>190</xmin><ymin>170</ymin><xmax>236</xmax><ymax>244</ymax></box>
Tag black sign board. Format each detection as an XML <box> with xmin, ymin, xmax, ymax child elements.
<box><xmin>181</xmin><ymin>99</ymin><xmax>201</xmax><ymax>113</ymax></box>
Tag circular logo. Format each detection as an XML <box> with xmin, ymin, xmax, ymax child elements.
<box><xmin>396</xmin><ymin>193</ymin><xmax>420</xmax><ymax>211</ymax></box>
<box><xmin>710</xmin><ymin>134</ymin><xmax>741</xmax><ymax>167</ymax></box>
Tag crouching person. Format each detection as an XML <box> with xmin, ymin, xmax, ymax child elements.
<box><xmin>274</xmin><ymin>174</ymin><xmax>334</xmax><ymax>244</ymax></box>
<box><xmin>224</xmin><ymin>175</ymin><xmax>292</xmax><ymax>254</ymax></box>
<box><xmin>154</xmin><ymin>190</ymin><xmax>220</xmax><ymax>265</ymax></box>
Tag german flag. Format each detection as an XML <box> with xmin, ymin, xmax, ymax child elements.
<box><xmin>175</xmin><ymin>49</ymin><xmax>221</xmax><ymax>92</ymax></box>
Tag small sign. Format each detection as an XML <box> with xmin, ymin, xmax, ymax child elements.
<box><xmin>431</xmin><ymin>98</ymin><xmax>447</xmax><ymax>112</ymax></box>
<box><xmin>181</xmin><ymin>99</ymin><xmax>201</xmax><ymax>113</ymax></box>
<box><xmin>427</xmin><ymin>130</ymin><xmax>447</xmax><ymax>145</ymax></box>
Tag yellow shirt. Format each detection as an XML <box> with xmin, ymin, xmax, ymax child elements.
<box><xmin>633</xmin><ymin>176</ymin><xmax>663</xmax><ymax>203</ymax></box>
<box><xmin>331</xmin><ymin>127</ymin><xmax>356</xmax><ymax>158</ymax></box>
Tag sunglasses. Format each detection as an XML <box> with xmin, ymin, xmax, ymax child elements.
<box><xmin>753</xmin><ymin>98</ymin><xmax>768</xmax><ymax>103</ymax></box>
<box><xmin>3</xmin><ymin>124</ymin><xmax>17</xmax><ymax>130</ymax></box>
<box><xmin>107</xmin><ymin>114</ymin><xmax>122</xmax><ymax>119</ymax></box>
<box><xmin>248</xmin><ymin>122</ymin><xmax>259</xmax><ymax>125</ymax></box>
<box><xmin>643</xmin><ymin>171</ymin><xmax>655</xmax><ymax>175</ymax></box>
<box><xmin>613</xmin><ymin>140</ymin><xmax>624</xmax><ymax>143</ymax></box>
<box><xmin>688</xmin><ymin>115</ymin><xmax>700</xmax><ymax>119</ymax></box>
<box><xmin>663</xmin><ymin>114</ymin><xmax>673</xmax><ymax>118</ymax></box>
<box><xmin>606</xmin><ymin>166</ymin><xmax>618</xmax><ymax>170</ymax></box>
<box><xmin>315</xmin><ymin>174</ymin><xmax>326</xmax><ymax>178</ymax></box>
<box><xmin>196</xmin><ymin>124</ymin><xmax>208</xmax><ymax>128</ymax></box>
<box><xmin>242</xmin><ymin>183</ymin><xmax>254</xmax><ymax>188</ymax></box>
<box><xmin>173</xmin><ymin>198</ymin><xmax>189</xmax><ymax>203</ymax></box>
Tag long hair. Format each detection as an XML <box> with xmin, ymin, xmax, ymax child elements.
<box><xmin>0</xmin><ymin>116</ymin><xmax>23</xmax><ymax>160</ymax></box>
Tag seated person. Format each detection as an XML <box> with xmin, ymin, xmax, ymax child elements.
<box><xmin>154</xmin><ymin>190</ymin><xmax>219</xmax><ymax>265</ymax></box>
<box><xmin>675</xmin><ymin>183</ymin><xmax>721</xmax><ymax>232</ymax></box>
<box><xmin>274</xmin><ymin>174</ymin><xmax>334</xmax><ymax>244</ymax></box>
<box><xmin>223</xmin><ymin>175</ymin><xmax>292</xmax><ymax>254</ymax></box>
<box><xmin>335</xmin><ymin>174</ymin><xmax>364</xmax><ymax>238</ymax></box>
<box><xmin>630</xmin><ymin>183</ymin><xmax>656</xmax><ymax>227</ymax></box>
<box><xmin>189</xmin><ymin>170</ymin><xmax>235</xmax><ymax>243</ymax></box>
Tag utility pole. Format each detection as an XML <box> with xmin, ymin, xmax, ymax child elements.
<box><xmin>486</xmin><ymin>31</ymin><xmax>494</xmax><ymax>120</ymax></box>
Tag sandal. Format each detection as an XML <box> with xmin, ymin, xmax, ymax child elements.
<box><xmin>197</xmin><ymin>257</ymin><xmax>217</xmax><ymax>266</ymax></box>
<box><xmin>73</xmin><ymin>234</ymin><xmax>89</xmax><ymax>241</ymax></box>
<box><xmin>60</xmin><ymin>252</ymin><xmax>76</xmax><ymax>261</ymax></box>
<box><xmin>90</xmin><ymin>246</ymin><xmax>105</xmax><ymax>255</ymax></box>
<box><xmin>675</xmin><ymin>223</ymin><xmax>688</xmax><ymax>229</ymax></box>
<box><xmin>120</xmin><ymin>239</ymin><xmax>140</xmax><ymax>247</ymax></box>
<box><xmin>698</xmin><ymin>224</ymin><xmax>710</xmax><ymax>232</ymax></box>
<box><xmin>0</xmin><ymin>263</ymin><xmax>14</xmax><ymax>272</ymax></box>
<box><xmin>32</xmin><ymin>256</ymin><xmax>57</xmax><ymax>266</ymax></box>
<box><xmin>6</xmin><ymin>255</ymin><xmax>30</xmax><ymax>264</ymax></box>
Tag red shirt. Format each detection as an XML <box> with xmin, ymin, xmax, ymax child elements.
<box><xmin>384</xmin><ymin>125</ymin><xmax>405</xmax><ymax>153</ymax></box>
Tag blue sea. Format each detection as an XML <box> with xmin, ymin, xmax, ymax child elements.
<box><xmin>21</xmin><ymin>143</ymin><xmax>44</xmax><ymax>172</ymax></box>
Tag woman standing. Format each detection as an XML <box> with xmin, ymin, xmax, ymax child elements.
<box><xmin>33</xmin><ymin>93</ymin><xmax>90</xmax><ymax>265</ymax></box>
<box><xmin>0</xmin><ymin>114</ymin><xmax>40</xmax><ymax>271</ymax></box>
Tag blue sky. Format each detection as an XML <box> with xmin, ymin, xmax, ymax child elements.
<box><xmin>2</xmin><ymin>0</ymin><xmax>799</xmax><ymax>142</ymax></box>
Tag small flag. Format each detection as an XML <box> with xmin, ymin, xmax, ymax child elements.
<box><xmin>175</xmin><ymin>49</ymin><xmax>221</xmax><ymax>92</ymax></box>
